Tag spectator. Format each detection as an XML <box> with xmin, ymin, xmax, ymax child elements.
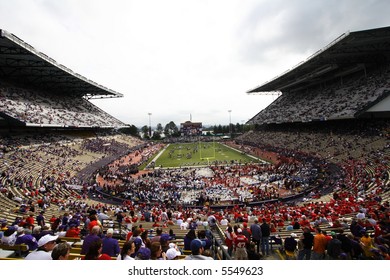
<box><xmin>184</xmin><ymin>229</ymin><xmax>197</xmax><ymax>251</ymax></box>
<box><xmin>284</xmin><ymin>233</ymin><xmax>298</xmax><ymax>260</ymax></box>
<box><xmin>15</xmin><ymin>227</ymin><xmax>38</xmax><ymax>253</ymax></box>
<box><xmin>51</xmin><ymin>242</ymin><xmax>71</xmax><ymax>260</ymax></box>
<box><xmin>117</xmin><ymin>240</ymin><xmax>135</xmax><ymax>260</ymax></box>
<box><xmin>312</xmin><ymin>227</ymin><xmax>328</xmax><ymax>260</ymax></box>
<box><xmin>101</xmin><ymin>228</ymin><xmax>120</xmax><ymax>257</ymax></box>
<box><xmin>166</xmin><ymin>243</ymin><xmax>181</xmax><ymax>260</ymax></box>
<box><xmin>25</xmin><ymin>234</ymin><xmax>58</xmax><ymax>260</ymax></box>
<box><xmin>84</xmin><ymin>240</ymin><xmax>112</xmax><ymax>260</ymax></box>
<box><xmin>250</xmin><ymin>219</ymin><xmax>262</xmax><ymax>253</ymax></box>
<box><xmin>233</xmin><ymin>228</ymin><xmax>248</xmax><ymax>260</ymax></box>
<box><xmin>197</xmin><ymin>230</ymin><xmax>212</xmax><ymax>250</ymax></box>
<box><xmin>184</xmin><ymin>239</ymin><xmax>213</xmax><ymax>260</ymax></box>
<box><xmin>327</xmin><ymin>231</ymin><xmax>342</xmax><ymax>260</ymax></box>
<box><xmin>81</xmin><ymin>225</ymin><xmax>101</xmax><ymax>255</ymax></box>
<box><xmin>260</xmin><ymin>218</ymin><xmax>271</xmax><ymax>256</ymax></box>
<box><xmin>150</xmin><ymin>241</ymin><xmax>166</xmax><ymax>260</ymax></box>
<box><xmin>297</xmin><ymin>227</ymin><xmax>314</xmax><ymax>260</ymax></box>
<box><xmin>1</xmin><ymin>226</ymin><xmax>17</xmax><ymax>245</ymax></box>
<box><xmin>247</xmin><ymin>242</ymin><xmax>262</xmax><ymax>260</ymax></box>
<box><xmin>134</xmin><ymin>247</ymin><xmax>151</xmax><ymax>260</ymax></box>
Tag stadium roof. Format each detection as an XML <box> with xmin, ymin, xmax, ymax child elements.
<box><xmin>247</xmin><ymin>26</ymin><xmax>390</xmax><ymax>94</ymax></box>
<box><xmin>0</xmin><ymin>29</ymin><xmax>123</xmax><ymax>99</ymax></box>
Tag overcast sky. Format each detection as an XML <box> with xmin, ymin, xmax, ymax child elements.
<box><xmin>1</xmin><ymin>0</ymin><xmax>389</xmax><ymax>127</ymax></box>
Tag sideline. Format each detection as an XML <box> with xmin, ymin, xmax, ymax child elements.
<box><xmin>220</xmin><ymin>142</ymin><xmax>269</xmax><ymax>163</ymax></box>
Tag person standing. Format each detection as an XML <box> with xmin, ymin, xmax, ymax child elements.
<box><xmin>260</xmin><ymin>218</ymin><xmax>270</xmax><ymax>256</ymax></box>
<box><xmin>327</xmin><ymin>231</ymin><xmax>342</xmax><ymax>259</ymax></box>
<box><xmin>233</xmin><ymin>228</ymin><xmax>248</xmax><ymax>260</ymax></box>
<box><xmin>297</xmin><ymin>227</ymin><xmax>314</xmax><ymax>260</ymax></box>
<box><xmin>250</xmin><ymin>219</ymin><xmax>262</xmax><ymax>254</ymax></box>
<box><xmin>312</xmin><ymin>227</ymin><xmax>328</xmax><ymax>259</ymax></box>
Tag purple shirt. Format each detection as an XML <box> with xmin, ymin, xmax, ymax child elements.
<box><xmin>101</xmin><ymin>236</ymin><xmax>120</xmax><ymax>257</ymax></box>
<box><xmin>15</xmin><ymin>234</ymin><xmax>38</xmax><ymax>251</ymax></box>
<box><xmin>81</xmin><ymin>234</ymin><xmax>101</xmax><ymax>255</ymax></box>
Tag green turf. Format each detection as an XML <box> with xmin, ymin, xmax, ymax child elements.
<box><xmin>151</xmin><ymin>142</ymin><xmax>262</xmax><ymax>168</ymax></box>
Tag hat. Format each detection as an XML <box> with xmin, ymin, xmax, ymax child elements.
<box><xmin>290</xmin><ymin>233</ymin><xmax>297</xmax><ymax>238</ymax></box>
<box><xmin>160</xmin><ymin>233</ymin><xmax>171</xmax><ymax>243</ymax></box>
<box><xmin>136</xmin><ymin>247</ymin><xmax>151</xmax><ymax>260</ymax></box>
<box><xmin>190</xmin><ymin>239</ymin><xmax>206</xmax><ymax>252</ymax></box>
<box><xmin>243</xmin><ymin>222</ymin><xmax>248</xmax><ymax>228</ymax></box>
<box><xmin>17</xmin><ymin>227</ymin><xmax>25</xmax><ymax>234</ymax></box>
<box><xmin>237</xmin><ymin>228</ymin><xmax>242</xmax><ymax>233</ymax></box>
<box><xmin>166</xmin><ymin>248</ymin><xmax>181</xmax><ymax>260</ymax></box>
<box><xmin>330</xmin><ymin>231</ymin><xmax>337</xmax><ymax>237</ymax></box>
<box><xmin>169</xmin><ymin>243</ymin><xmax>176</xmax><ymax>249</ymax></box>
<box><xmin>3</xmin><ymin>227</ymin><xmax>16</xmax><ymax>237</ymax></box>
<box><xmin>133</xmin><ymin>238</ymin><xmax>142</xmax><ymax>246</ymax></box>
<box><xmin>106</xmin><ymin>228</ymin><xmax>114</xmax><ymax>235</ymax></box>
<box><xmin>38</xmin><ymin>234</ymin><xmax>58</xmax><ymax>247</ymax></box>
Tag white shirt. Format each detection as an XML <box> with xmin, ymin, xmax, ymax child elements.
<box><xmin>117</xmin><ymin>254</ymin><xmax>134</xmax><ymax>260</ymax></box>
<box><xmin>25</xmin><ymin>250</ymin><xmax>52</xmax><ymax>260</ymax></box>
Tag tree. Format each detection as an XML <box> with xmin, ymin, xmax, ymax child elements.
<box><xmin>141</xmin><ymin>125</ymin><xmax>150</xmax><ymax>139</ymax></box>
<box><xmin>164</xmin><ymin>121</ymin><xmax>179</xmax><ymax>137</ymax></box>
<box><xmin>152</xmin><ymin>130</ymin><xmax>161</xmax><ymax>140</ymax></box>
<box><xmin>156</xmin><ymin>123</ymin><xmax>163</xmax><ymax>132</ymax></box>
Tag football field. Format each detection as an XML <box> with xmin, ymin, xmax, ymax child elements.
<box><xmin>151</xmin><ymin>142</ymin><xmax>263</xmax><ymax>168</ymax></box>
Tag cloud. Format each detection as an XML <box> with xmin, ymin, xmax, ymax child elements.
<box><xmin>1</xmin><ymin>0</ymin><xmax>389</xmax><ymax>127</ymax></box>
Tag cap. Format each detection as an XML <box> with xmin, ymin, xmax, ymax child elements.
<box><xmin>106</xmin><ymin>228</ymin><xmax>114</xmax><ymax>235</ymax></box>
<box><xmin>38</xmin><ymin>234</ymin><xmax>58</xmax><ymax>247</ymax></box>
<box><xmin>330</xmin><ymin>231</ymin><xmax>337</xmax><ymax>237</ymax></box>
<box><xmin>237</xmin><ymin>228</ymin><xmax>242</xmax><ymax>233</ymax></box>
<box><xmin>160</xmin><ymin>233</ymin><xmax>171</xmax><ymax>243</ymax></box>
<box><xmin>136</xmin><ymin>247</ymin><xmax>151</xmax><ymax>260</ymax></box>
<box><xmin>243</xmin><ymin>222</ymin><xmax>248</xmax><ymax>227</ymax></box>
<box><xmin>190</xmin><ymin>239</ymin><xmax>206</xmax><ymax>252</ymax></box>
<box><xmin>133</xmin><ymin>238</ymin><xmax>142</xmax><ymax>246</ymax></box>
<box><xmin>166</xmin><ymin>248</ymin><xmax>181</xmax><ymax>260</ymax></box>
<box><xmin>290</xmin><ymin>233</ymin><xmax>297</xmax><ymax>238</ymax></box>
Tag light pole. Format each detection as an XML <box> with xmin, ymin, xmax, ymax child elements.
<box><xmin>228</xmin><ymin>110</ymin><xmax>232</xmax><ymax>138</ymax></box>
<box><xmin>148</xmin><ymin>113</ymin><xmax>152</xmax><ymax>138</ymax></box>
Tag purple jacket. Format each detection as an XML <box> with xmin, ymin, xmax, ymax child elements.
<box><xmin>101</xmin><ymin>237</ymin><xmax>120</xmax><ymax>257</ymax></box>
<box><xmin>81</xmin><ymin>234</ymin><xmax>101</xmax><ymax>255</ymax></box>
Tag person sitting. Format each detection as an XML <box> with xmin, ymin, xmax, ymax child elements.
<box><xmin>101</xmin><ymin>228</ymin><xmax>120</xmax><ymax>257</ymax></box>
<box><xmin>184</xmin><ymin>239</ymin><xmax>213</xmax><ymax>260</ymax></box>
<box><xmin>51</xmin><ymin>242</ymin><xmax>71</xmax><ymax>260</ymax></box>
<box><xmin>117</xmin><ymin>240</ymin><xmax>136</xmax><ymax>260</ymax></box>
<box><xmin>83</xmin><ymin>240</ymin><xmax>112</xmax><ymax>260</ymax></box>
<box><xmin>25</xmin><ymin>234</ymin><xmax>58</xmax><ymax>260</ymax></box>
<box><xmin>81</xmin><ymin>225</ymin><xmax>101</xmax><ymax>255</ymax></box>
<box><xmin>15</xmin><ymin>227</ymin><xmax>38</xmax><ymax>254</ymax></box>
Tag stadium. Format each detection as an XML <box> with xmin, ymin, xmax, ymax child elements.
<box><xmin>0</xmin><ymin>26</ymin><xmax>389</xmax><ymax>261</ymax></box>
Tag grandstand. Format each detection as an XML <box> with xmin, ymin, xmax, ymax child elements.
<box><xmin>0</xmin><ymin>29</ymin><xmax>126</xmax><ymax>129</ymax></box>
<box><xmin>0</xmin><ymin>26</ymin><xmax>389</xmax><ymax>261</ymax></box>
<box><xmin>247</xmin><ymin>26</ymin><xmax>390</xmax><ymax>124</ymax></box>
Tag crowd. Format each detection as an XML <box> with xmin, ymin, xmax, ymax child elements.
<box><xmin>249</xmin><ymin>66</ymin><xmax>390</xmax><ymax>124</ymax></box>
<box><xmin>0</xmin><ymin>83</ymin><xmax>125</xmax><ymax>128</ymax></box>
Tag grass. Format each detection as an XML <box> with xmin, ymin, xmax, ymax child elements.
<box><xmin>149</xmin><ymin>142</ymin><xmax>262</xmax><ymax>168</ymax></box>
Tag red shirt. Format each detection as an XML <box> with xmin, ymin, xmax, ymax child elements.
<box><xmin>234</xmin><ymin>234</ymin><xmax>248</xmax><ymax>249</ymax></box>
